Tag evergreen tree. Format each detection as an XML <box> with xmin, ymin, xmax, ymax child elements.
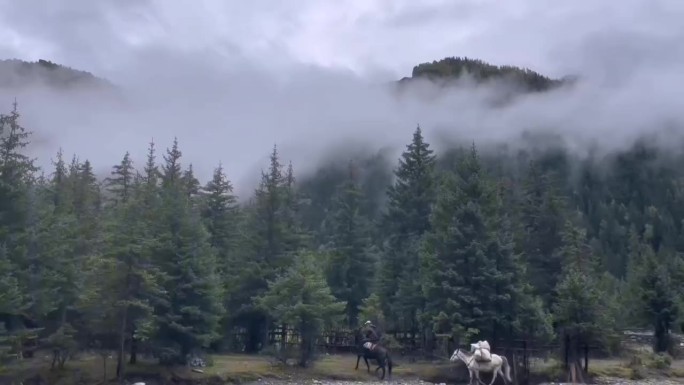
<box><xmin>96</xmin><ymin>152</ymin><xmax>165</xmax><ymax>378</ymax></box>
<box><xmin>487</xmin><ymin>195</ymin><xmax>551</xmax><ymax>344</ymax></box>
<box><xmin>553</xmin><ymin>220</ymin><xmax>614</xmax><ymax>360</ymax></box>
<box><xmin>227</xmin><ymin>145</ymin><xmax>303</xmax><ymax>352</ymax></box>
<box><xmin>152</xmin><ymin>139</ymin><xmax>224</xmax><ymax>361</ymax></box>
<box><xmin>182</xmin><ymin>164</ymin><xmax>201</xmax><ymax>198</ymax></box>
<box><xmin>161</xmin><ymin>137</ymin><xmax>183</xmax><ymax>190</ymax></box>
<box><xmin>258</xmin><ymin>251</ymin><xmax>345</xmax><ymax>367</ymax></box>
<box><xmin>0</xmin><ymin>244</ymin><xmax>23</xmax><ymax>313</ymax></box>
<box><xmin>200</xmin><ymin>162</ymin><xmax>239</xmax><ymax>271</ymax></box>
<box><xmin>142</xmin><ymin>139</ymin><xmax>160</xmax><ymax>190</ymax></box>
<box><xmin>379</xmin><ymin>125</ymin><xmax>436</xmax><ymax>330</ymax></box>
<box><xmin>627</xmin><ymin>238</ymin><xmax>680</xmax><ymax>352</ymax></box>
<box><xmin>253</xmin><ymin>145</ymin><xmax>286</xmax><ymax>265</ymax></box>
<box><xmin>25</xmin><ymin>152</ymin><xmax>85</xmax><ymax>365</ymax></box>
<box><xmin>421</xmin><ymin>144</ymin><xmax>498</xmax><ymax>342</ymax></box>
<box><xmin>519</xmin><ymin>159</ymin><xmax>566</xmax><ymax>305</ymax></box>
<box><xmin>324</xmin><ymin>161</ymin><xmax>376</xmax><ymax>328</ymax></box>
<box><xmin>105</xmin><ymin>151</ymin><xmax>135</xmax><ymax>205</ymax></box>
<box><xmin>200</xmin><ymin>162</ymin><xmax>240</xmax><ymax>343</ymax></box>
<box><xmin>0</xmin><ymin>101</ymin><xmax>37</xmax><ymax>248</ymax></box>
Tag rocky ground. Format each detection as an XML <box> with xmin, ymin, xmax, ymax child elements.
<box><xmin>239</xmin><ymin>375</ymin><xmax>684</xmax><ymax>385</ymax></box>
<box><xmin>592</xmin><ymin>378</ymin><xmax>684</xmax><ymax>385</ymax></box>
<box><xmin>243</xmin><ymin>381</ymin><xmax>429</xmax><ymax>385</ymax></box>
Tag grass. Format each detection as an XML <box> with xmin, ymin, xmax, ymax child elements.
<box><xmin>530</xmin><ymin>355</ymin><xmax>684</xmax><ymax>381</ymax></box>
<box><xmin>5</xmin><ymin>350</ymin><xmax>684</xmax><ymax>384</ymax></box>
<box><xmin>1</xmin><ymin>352</ymin><xmax>439</xmax><ymax>384</ymax></box>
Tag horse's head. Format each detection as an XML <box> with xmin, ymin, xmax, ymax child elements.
<box><xmin>449</xmin><ymin>348</ymin><xmax>461</xmax><ymax>362</ymax></box>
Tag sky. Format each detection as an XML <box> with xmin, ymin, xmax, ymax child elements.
<box><xmin>0</xmin><ymin>0</ymin><xmax>683</xmax><ymax>197</ymax></box>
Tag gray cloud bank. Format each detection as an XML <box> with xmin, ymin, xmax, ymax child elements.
<box><xmin>0</xmin><ymin>1</ymin><xmax>683</xmax><ymax>198</ymax></box>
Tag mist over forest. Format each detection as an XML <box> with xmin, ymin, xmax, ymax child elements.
<box><xmin>2</xmin><ymin>1</ymin><xmax>684</xmax><ymax>383</ymax></box>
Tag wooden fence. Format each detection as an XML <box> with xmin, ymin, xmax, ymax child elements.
<box><xmin>223</xmin><ymin>326</ymin><xmax>601</xmax><ymax>385</ymax></box>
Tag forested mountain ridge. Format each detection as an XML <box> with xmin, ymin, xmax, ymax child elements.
<box><xmin>1</xmin><ymin>56</ymin><xmax>568</xmax><ymax>95</ymax></box>
<box><xmin>397</xmin><ymin>56</ymin><xmax>573</xmax><ymax>92</ymax></box>
<box><xmin>0</xmin><ymin>53</ymin><xmax>682</xmax><ymax>381</ymax></box>
<box><xmin>0</xmin><ymin>59</ymin><xmax>113</xmax><ymax>90</ymax></box>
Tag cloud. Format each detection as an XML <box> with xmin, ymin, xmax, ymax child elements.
<box><xmin>0</xmin><ymin>0</ymin><xmax>683</xmax><ymax>198</ymax></box>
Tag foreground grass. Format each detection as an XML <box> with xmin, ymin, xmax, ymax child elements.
<box><xmin>5</xmin><ymin>351</ymin><xmax>684</xmax><ymax>384</ymax></box>
<box><xmin>532</xmin><ymin>356</ymin><xmax>684</xmax><ymax>382</ymax></box>
<box><xmin>2</xmin><ymin>352</ymin><xmax>439</xmax><ymax>384</ymax></box>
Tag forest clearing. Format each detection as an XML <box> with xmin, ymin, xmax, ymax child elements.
<box><xmin>3</xmin><ymin>346</ymin><xmax>684</xmax><ymax>384</ymax></box>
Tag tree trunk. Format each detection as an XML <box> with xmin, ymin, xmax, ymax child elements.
<box><xmin>129</xmin><ymin>328</ymin><xmax>138</xmax><ymax>364</ymax></box>
<box><xmin>245</xmin><ymin>320</ymin><xmax>263</xmax><ymax>353</ymax></box>
<box><xmin>299</xmin><ymin>322</ymin><xmax>313</xmax><ymax>367</ymax></box>
<box><xmin>116</xmin><ymin>306</ymin><xmax>129</xmax><ymax>381</ymax></box>
<box><xmin>281</xmin><ymin>323</ymin><xmax>287</xmax><ymax>345</ymax></box>
<box><xmin>102</xmin><ymin>354</ymin><xmax>108</xmax><ymax>383</ymax></box>
<box><xmin>654</xmin><ymin>315</ymin><xmax>671</xmax><ymax>353</ymax></box>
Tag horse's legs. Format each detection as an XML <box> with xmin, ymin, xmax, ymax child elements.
<box><xmin>500</xmin><ymin>367</ymin><xmax>508</xmax><ymax>385</ymax></box>
<box><xmin>376</xmin><ymin>357</ymin><xmax>385</xmax><ymax>380</ymax></box>
<box><xmin>355</xmin><ymin>354</ymin><xmax>361</xmax><ymax>370</ymax></box>
<box><xmin>476</xmin><ymin>371</ymin><xmax>486</xmax><ymax>385</ymax></box>
<box><xmin>488</xmin><ymin>368</ymin><xmax>500</xmax><ymax>385</ymax></box>
<box><xmin>364</xmin><ymin>356</ymin><xmax>370</xmax><ymax>372</ymax></box>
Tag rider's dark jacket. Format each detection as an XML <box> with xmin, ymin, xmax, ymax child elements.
<box><xmin>363</xmin><ymin>325</ymin><xmax>379</xmax><ymax>343</ymax></box>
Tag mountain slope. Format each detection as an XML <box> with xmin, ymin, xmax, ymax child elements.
<box><xmin>0</xmin><ymin>56</ymin><xmax>572</xmax><ymax>100</ymax></box>
<box><xmin>0</xmin><ymin>59</ymin><xmax>114</xmax><ymax>91</ymax></box>
<box><xmin>398</xmin><ymin>56</ymin><xmax>572</xmax><ymax>92</ymax></box>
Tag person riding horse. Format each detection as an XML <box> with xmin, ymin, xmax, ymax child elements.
<box><xmin>355</xmin><ymin>320</ymin><xmax>393</xmax><ymax>380</ymax></box>
<box><xmin>361</xmin><ymin>320</ymin><xmax>380</xmax><ymax>352</ymax></box>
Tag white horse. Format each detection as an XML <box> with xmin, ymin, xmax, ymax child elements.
<box><xmin>450</xmin><ymin>347</ymin><xmax>512</xmax><ymax>385</ymax></box>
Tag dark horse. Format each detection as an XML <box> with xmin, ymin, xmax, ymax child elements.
<box><xmin>354</xmin><ymin>339</ymin><xmax>393</xmax><ymax>380</ymax></box>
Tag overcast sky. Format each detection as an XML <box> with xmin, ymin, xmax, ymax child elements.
<box><xmin>0</xmin><ymin>0</ymin><xmax>682</xmax><ymax>196</ymax></box>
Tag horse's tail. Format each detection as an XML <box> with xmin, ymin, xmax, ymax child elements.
<box><xmin>501</xmin><ymin>356</ymin><xmax>512</xmax><ymax>383</ymax></box>
<box><xmin>387</xmin><ymin>353</ymin><xmax>393</xmax><ymax>378</ymax></box>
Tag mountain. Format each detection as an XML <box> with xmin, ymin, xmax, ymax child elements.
<box><xmin>398</xmin><ymin>56</ymin><xmax>574</xmax><ymax>92</ymax></box>
<box><xmin>0</xmin><ymin>56</ymin><xmax>573</xmax><ymax>101</ymax></box>
<box><xmin>0</xmin><ymin>59</ymin><xmax>114</xmax><ymax>91</ymax></box>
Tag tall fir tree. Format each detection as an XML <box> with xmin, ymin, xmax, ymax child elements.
<box><xmin>105</xmin><ymin>151</ymin><xmax>135</xmax><ymax>205</ymax></box>
<box><xmin>200</xmin><ymin>162</ymin><xmax>239</xmax><ymax>273</ymax></box>
<box><xmin>553</xmin><ymin>220</ymin><xmax>614</xmax><ymax>360</ymax></box>
<box><xmin>229</xmin><ymin>145</ymin><xmax>305</xmax><ymax>352</ymax></box>
<box><xmin>0</xmin><ymin>101</ymin><xmax>37</xmax><ymax>250</ymax></box>
<box><xmin>200</xmin><ymin>162</ymin><xmax>240</xmax><ymax>341</ymax></box>
<box><xmin>93</xmin><ymin>152</ymin><xmax>165</xmax><ymax>377</ymax></box>
<box><xmin>626</xmin><ymin>229</ymin><xmax>680</xmax><ymax>352</ymax></box>
<box><xmin>257</xmin><ymin>251</ymin><xmax>345</xmax><ymax>366</ymax></box>
<box><xmin>519</xmin><ymin>159</ymin><xmax>566</xmax><ymax>305</ymax></box>
<box><xmin>379</xmin><ymin>125</ymin><xmax>436</xmax><ymax>330</ymax></box>
<box><xmin>324</xmin><ymin>161</ymin><xmax>376</xmax><ymax>328</ymax></box>
<box><xmin>421</xmin><ymin>144</ymin><xmax>499</xmax><ymax>342</ymax></box>
<box><xmin>152</xmin><ymin>139</ymin><xmax>224</xmax><ymax>361</ymax></box>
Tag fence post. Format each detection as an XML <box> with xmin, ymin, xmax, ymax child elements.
<box><xmin>522</xmin><ymin>339</ymin><xmax>529</xmax><ymax>383</ymax></box>
<box><xmin>583</xmin><ymin>344</ymin><xmax>589</xmax><ymax>373</ymax></box>
<box><xmin>563</xmin><ymin>334</ymin><xmax>570</xmax><ymax>370</ymax></box>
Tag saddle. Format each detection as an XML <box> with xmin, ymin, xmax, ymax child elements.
<box><xmin>362</xmin><ymin>342</ymin><xmax>378</xmax><ymax>351</ymax></box>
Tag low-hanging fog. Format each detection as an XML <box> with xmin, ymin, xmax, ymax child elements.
<box><xmin>0</xmin><ymin>0</ymin><xmax>683</xmax><ymax>198</ymax></box>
